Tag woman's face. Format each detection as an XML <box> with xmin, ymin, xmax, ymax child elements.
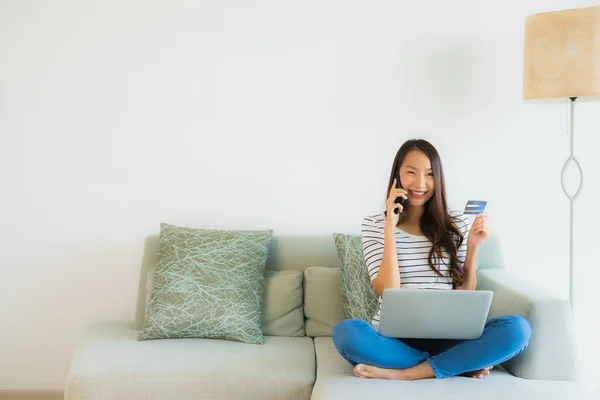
<box><xmin>399</xmin><ymin>149</ymin><xmax>435</xmax><ymax>206</ymax></box>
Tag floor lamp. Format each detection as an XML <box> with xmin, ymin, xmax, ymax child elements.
<box><xmin>523</xmin><ymin>6</ymin><xmax>600</xmax><ymax>312</ymax></box>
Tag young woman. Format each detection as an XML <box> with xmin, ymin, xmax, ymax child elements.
<box><xmin>332</xmin><ymin>139</ymin><xmax>531</xmax><ymax>380</ymax></box>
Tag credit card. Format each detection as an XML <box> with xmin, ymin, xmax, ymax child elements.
<box><xmin>463</xmin><ymin>200</ymin><xmax>487</xmax><ymax>215</ymax></box>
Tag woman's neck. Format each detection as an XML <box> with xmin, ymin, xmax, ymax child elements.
<box><xmin>400</xmin><ymin>205</ymin><xmax>424</xmax><ymax>226</ymax></box>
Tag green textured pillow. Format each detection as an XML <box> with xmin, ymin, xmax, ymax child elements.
<box><xmin>332</xmin><ymin>233</ymin><xmax>379</xmax><ymax>321</ymax></box>
<box><xmin>138</xmin><ymin>223</ymin><xmax>273</xmax><ymax>344</ymax></box>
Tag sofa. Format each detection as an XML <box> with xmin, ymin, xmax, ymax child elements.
<box><xmin>64</xmin><ymin>233</ymin><xmax>598</xmax><ymax>399</ymax></box>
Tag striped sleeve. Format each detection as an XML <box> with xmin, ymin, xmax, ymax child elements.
<box><xmin>452</xmin><ymin>211</ymin><xmax>471</xmax><ymax>267</ymax></box>
<box><xmin>361</xmin><ymin>215</ymin><xmax>385</xmax><ymax>281</ymax></box>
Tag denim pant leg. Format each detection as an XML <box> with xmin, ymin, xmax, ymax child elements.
<box><xmin>332</xmin><ymin>319</ymin><xmax>430</xmax><ymax>369</ymax></box>
<box><xmin>428</xmin><ymin>314</ymin><xmax>532</xmax><ymax>378</ymax></box>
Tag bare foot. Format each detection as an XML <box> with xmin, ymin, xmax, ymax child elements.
<box><xmin>353</xmin><ymin>361</ymin><xmax>436</xmax><ymax>380</ymax></box>
<box><xmin>461</xmin><ymin>366</ymin><xmax>493</xmax><ymax>379</ymax></box>
<box><xmin>354</xmin><ymin>364</ymin><xmax>393</xmax><ymax>379</ymax></box>
<box><xmin>353</xmin><ymin>363</ymin><xmax>494</xmax><ymax>380</ymax></box>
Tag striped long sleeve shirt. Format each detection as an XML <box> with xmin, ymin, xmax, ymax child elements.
<box><xmin>361</xmin><ymin>210</ymin><xmax>471</xmax><ymax>327</ymax></box>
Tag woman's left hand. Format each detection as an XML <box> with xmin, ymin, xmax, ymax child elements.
<box><xmin>467</xmin><ymin>213</ymin><xmax>489</xmax><ymax>249</ymax></box>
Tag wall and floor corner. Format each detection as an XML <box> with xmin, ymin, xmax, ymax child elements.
<box><xmin>0</xmin><ymin>391</ymin><xmax>63</xmax><ymax>400</ymax></box>
<box><xmin>1</xmin><ymin>0</ymin><xmax>599</xmax><ymax>394</ymax></box>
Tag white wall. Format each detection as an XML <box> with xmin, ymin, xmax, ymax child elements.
<box><xmin>1</xmin><ymin>0</ymin><xmax>599</xmax><ymax>390</ymax></box>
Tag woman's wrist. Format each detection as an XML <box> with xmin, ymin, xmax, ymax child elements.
<box><xmin>466</xmin><ymin>242</ymin><xmax>480</xmax><ymax>255</ymax></box>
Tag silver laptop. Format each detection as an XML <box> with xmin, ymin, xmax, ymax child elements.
<box><xmin>378</xmin><ymin>288</ymin><xmax>494</xmax><ymax>340</ymax></box>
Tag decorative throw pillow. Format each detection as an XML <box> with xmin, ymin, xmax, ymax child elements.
<box><xmin>142</xmin><ymin>268</ymin><xmax>304</xmax><ymax>337</ymax></box>
<box><xmin>332</xmin><ymin>233</ymin><xmax>379</xmax><ymax>321</ymax></box>
<box><xmin>138</xmin><ymin>223</ymin><xmax>273</xmax><ymax>344</ymax></box>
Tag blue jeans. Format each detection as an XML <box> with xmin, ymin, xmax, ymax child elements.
<box><xmin>332</xmin><ymin>315</ymin><xmax>532</xmax><ymax>379</ymax></box>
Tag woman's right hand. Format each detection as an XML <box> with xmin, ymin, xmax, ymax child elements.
<box><xmin>385</xmin><ymin>178</ymin><xmax>408</xmax><ymax>228</ymax></box>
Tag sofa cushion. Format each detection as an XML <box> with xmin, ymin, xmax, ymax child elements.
<box><xmin>332</xmin><ymin>233</ymin><xmax>379</xmax><ymax>321</ymax></box>
<box><xmin>65</xmin><ymin>323</ymin><xmax>315</xmax><ymax>400</ymax></box>
<box><xmin>262</xmin><ymin>269</ymin><xmax>304</xmax><ymax>336</ymax></box>
<box><xmin>304</xmin><ymin>267</ymin><xmax>342</xmax><ymax>337</ymax></box>
<box><xmin>138</xmin><ymin>223</ymin><xmax>273</xmax><ymax>344</ymax></box>
<box><xmin>310</xmin><ymin>337</ymin><xmax>597</xmax><ymax>400</ymax></box>
<box><xmin>143</xmin><ymin>269</ymin><xmax>305</xmax><ymax>337</ymax></box>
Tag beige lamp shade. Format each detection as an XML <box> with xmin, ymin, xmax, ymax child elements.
<box><xmin>523</xmin><ymin>6</ymin><xmax>600</xmax><ymax>101</ymax></box>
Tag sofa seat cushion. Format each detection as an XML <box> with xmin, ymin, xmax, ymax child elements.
<box><xmin>311</xmin><ymin>337</ymin><xmax>597</xmax><ymax>400</ymax></box>
<box><xmin>65</xmin><ymin>323</ymin><xmax>315</xmax><ymax>400</ymax></box>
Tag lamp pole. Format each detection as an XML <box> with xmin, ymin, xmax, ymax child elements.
<box><xmin>560</xmin><ymin>96</ymin><xmax>583</xmax><ymax>311</ymax></box>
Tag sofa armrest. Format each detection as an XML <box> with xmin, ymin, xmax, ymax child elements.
<box><xmin>476</xmin><ymin>268</ymin><xmax>580</xmax><ymax>381</ymax></box>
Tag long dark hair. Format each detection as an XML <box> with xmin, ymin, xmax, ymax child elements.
<box><xmin>386</xmin><ymin>139</ymin><xmax>465</xmax><ymax>288</ymax></box>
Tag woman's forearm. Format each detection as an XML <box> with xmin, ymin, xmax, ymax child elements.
<box><xmin>457</xmin><ymin>246</ymin><xmax>478</xmax><ymax>290</ymax></box>
<box><xmin>373</xmin><ymin>223</ymin><xmax>401</xmax><ymax>296</ymax></box>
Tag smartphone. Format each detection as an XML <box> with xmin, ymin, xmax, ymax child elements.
<box><xmin>393</xmin><ymin>170</ymin><xmax>406</xmax><ymax>214</ymax></box>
